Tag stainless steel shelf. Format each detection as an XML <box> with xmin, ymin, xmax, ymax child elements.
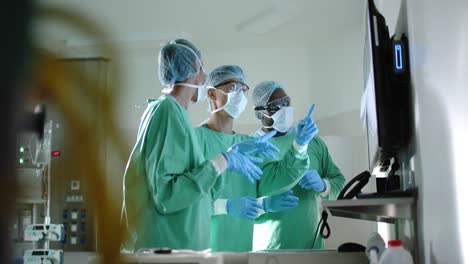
<box><xmin>322</xmin><ymin>197</ymin><xmax>415</xmax><ymax>224</ymax></box>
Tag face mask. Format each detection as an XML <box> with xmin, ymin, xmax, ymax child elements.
<box><xmin>263</xmin><ymin>106</ymin><xmax>294</xmax><ymax>133</ymax></box>
<box><xmin>173</xmin><ymin>82</ymin><xmax>209</xmax><ymax>103</ymax></box>
<box><xmin>211</xmin><ymin>89</ymin><xmax>248</xmax><ymax>119</ymax></box>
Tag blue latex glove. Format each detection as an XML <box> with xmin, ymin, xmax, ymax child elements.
<box><xmin>223</xmin><ymin>146</ymin><xmax>264</xmax><ymax>184</ymax></box>
<box><xmin>262</xmin><ymin>190</ymin><xmax>299</xmax><ymax>212</ymax></box>
<box><xmin>295</xmin><ymin>104</ymin><xmax>319</xmax><ymax>146</ymax></box>
<box><xmin>226</xmin><ymin>197</ymin><xmax>262</xmax><ymax>220</ymax></box>
<box><xmin>298</xmin><ymin>169</ymin><xmax>326</xmax><ymax>192</ymax></box>
<box><xmin>224</xmin><ymin>130</ymin><xmax>280</xmax><ymax>184</ymax></box>
<box><xmin>236</xmin><ymin>130</ymin><xmax>280</xmax><ymax>159</ymax></box>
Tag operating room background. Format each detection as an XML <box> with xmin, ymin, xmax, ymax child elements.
<box><xmin>37</xmin><ymin>0</ymin><xmax>378</xmax><ymax>250</ymax></box>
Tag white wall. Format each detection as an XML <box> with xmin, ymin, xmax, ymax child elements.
<box><xmin>406</xmin><ymin>0</ymin><xmax>468</xmax><ymax>262</ymax></box>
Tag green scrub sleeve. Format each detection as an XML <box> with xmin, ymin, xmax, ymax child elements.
<box><xmin>257</xmin><ymin>145</ymin><xmax>309</xmax><ymax>197</ymax></box>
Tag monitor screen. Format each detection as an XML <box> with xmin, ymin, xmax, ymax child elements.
<box><xmin>363</xmin><ymin>0</ymin><xmax>379</xmax><ymax>170</ymax></box>
<box><xmin>362</xmin><ymin>0</ymin><xmax>411</xmax><ymax>169</ymax></box>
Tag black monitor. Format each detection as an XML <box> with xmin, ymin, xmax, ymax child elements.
<box><xmin>363</xmin><ymin>0</ymin><xmax>412</xmax><ymax>171</ymax></box>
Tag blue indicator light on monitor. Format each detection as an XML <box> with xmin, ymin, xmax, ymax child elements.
<box><xmin>394</xmin><ymin>44</ymin><xmax>403</xmax><ymax>70</ymax></box>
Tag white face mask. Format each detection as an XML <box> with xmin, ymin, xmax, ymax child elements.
<box><xmin>263</xmin><ymin>106</ymin><xmax>294</xmax><ymax>133</ymax></box>
<box><xmin>211</xmin><ymin>89</ymin><xmax>248</xmax><ymax>119</ymax></box>
<box><xmin>172</xmin><ymin>82</ymin><xmax>209</xmax><ymax>103</ymax></box>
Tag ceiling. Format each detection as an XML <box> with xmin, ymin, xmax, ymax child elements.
<box><xmin>37</xmin><ymin>0</ymin><xmax>366</xmax><ymax>50</ymax></box>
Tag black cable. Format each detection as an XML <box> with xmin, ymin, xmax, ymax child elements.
<box><xmin>384</xmin><ymin>159</ymin><xmax>400</xmax><ymax>192</ymax></box>
<box><xmin>311</xmin><ymin>218</ymin><xmax>322</xmax><ymax>248</ymax></box>
<box><xmin>312</xmin><ymin>210</ymin><xmax>331</xmax><ymax>248</ymax></box>
<box><xmin>319</xmin><ymin>211</ymin><xmax>331</xmax><ymax>239</ymax></box>
<box><xmin>338</xmin><ymin>171</ymin><xmax>371</xmax><ymax>200</ymax></box>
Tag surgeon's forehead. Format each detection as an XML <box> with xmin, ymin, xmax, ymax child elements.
<box><xmin>268</xmin><ymin>88</ymin><xmax>287</xmax><ymax>103</ymax></box>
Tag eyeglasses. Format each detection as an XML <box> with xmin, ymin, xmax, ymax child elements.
<box><xmin>215</xmin><ymin>81</ymin><xmax>250</xmax><ymax>94</ymax></box>
<box><xmin>254</xmin><ymin>96</ymin><xmax>291</xmax><ymax>113</ymax></box>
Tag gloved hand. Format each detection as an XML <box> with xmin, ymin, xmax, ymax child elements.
<box><xmin>236</xmin><ymin>130</ymin><xmax>280</xmax><ymax>159</ymax></box>
<box><xmin>295</xmin><ymin>104</ymin><xmax>319</xmax><ymax>146</ymax></box>
<box><xmin>223</xmin><ymin>146</ymin><xmax>263</xmax><ymax>184</ymax></box>
<box><xmin>262</xmin><ymin>190</ymin><xmax>299</xmax><ymax>212</ymax></box>
<box><xmin>299</xmin><ymin>169</ymin><xmax>326</xmax><ymax>192</ymax></box>
<box><xmin>226</xmin><ymin>197</ymin><xmax>262</xmax><ymax>220</ymax></box>
<box><xmin>224</xmin><ymin>130</ymin><xmax>280</xmax><ymax>184</ymax></box>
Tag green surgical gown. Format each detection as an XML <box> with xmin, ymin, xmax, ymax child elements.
<box><xmin>122</xmin><ymin>95</ymin><xmax>221</xmax><ymax>251</ymax></box>
<box><xmin>255</xmin><ymin>133</ymin><xmax>345</xmax><ymax>249</ymax></box>
<box><xmin>195</xmin><ymin>126</ymin><xmax>309</xmax><ymax>251</ymax></box>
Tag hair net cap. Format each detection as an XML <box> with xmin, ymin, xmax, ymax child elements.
<box><xmin>158</xmin><ymin>39</ymin><xmax>203</xmax><ymax>86</ymax></box>
<box><xmin>252</xmin><ymin>80</ymin><xmax>284</xmax><ymax>107</ymax></box>
<box><xmin>208</xmin><ymin>65</ymin><xmax>246</xmax><ymax>87</ymax></box>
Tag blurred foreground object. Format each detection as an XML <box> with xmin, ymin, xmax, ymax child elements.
<box><xmin>4</xmin><ymin>2</ymin><xmax>128</xmax><ymax>263</ymax></box>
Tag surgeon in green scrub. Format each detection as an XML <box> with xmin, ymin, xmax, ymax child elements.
<box><xmin>195</xmin><ymin>65</ymin><xmax>318</xmax><ymax>251</ymax></box>
<box><xmin>252</xmin><ymin>81</ymin><xmax>346</xmax><ymax>249</ymax></box>
<box><xmin>120</xmin><ymin>40</ymin><xmax>279</xmax><ymax>252</ymax></box>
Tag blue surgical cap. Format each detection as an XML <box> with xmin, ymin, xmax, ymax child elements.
<box><xmin>158</xmin><ymin>39</ymin><xmax>203</xmax><ymax>86</ymax></box>
<box><xmin>208</xmin><ymin>65</ymin><xmax>246</xmax><ymax>87</ymax></box>
<box><xmin>252</xmin><ymin>80</ymin><xmax>284</xmax><ymax>107</ymax></box>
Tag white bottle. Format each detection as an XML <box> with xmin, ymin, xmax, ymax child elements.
<box><xmin>379</xmin><ymin>240</ymin><xmax>414</xmax><ymax>264</ymax></box>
